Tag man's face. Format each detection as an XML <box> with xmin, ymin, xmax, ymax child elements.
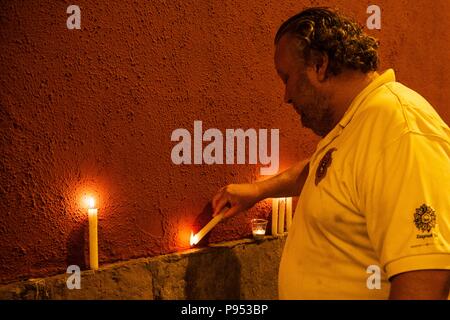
<box><xmin>274</xmin><ymin>35</ymin><xmax>333</xmax><ymax>137</ymax></box>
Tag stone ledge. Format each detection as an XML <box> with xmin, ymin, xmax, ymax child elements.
<box><xmin>0</xmin><ymin>235</ymin><xmax>287</xmax><ymax>300</ymax></box>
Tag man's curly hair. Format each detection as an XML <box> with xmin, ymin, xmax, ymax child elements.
<box><xmin>275</xmin><ymin>7</ymin><xmax>379</xmax><ymax>76</ymax></box>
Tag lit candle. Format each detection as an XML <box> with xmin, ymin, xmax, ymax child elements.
<box><xmin>190</xmin><ymin>208</ymin><xmax>226</xmax><ymax>246</ymax></box>
<box><xmin>271</xmin><ymin>198</ymin><xmax>278</xmax><ymax>236</ymax></box>
<box><xmin>286</xmin><ymin>197</ymin><xmax>292</xmax><ymax>231</ymax></box>
<box><xmin>253</xmin><ymin>229</ymin><xmax>266</xmax><ymax>240</ymax></box>
<box><xmin>278</xmin><ymin>198</ymin><xmax>286</xmax><ymax>234</ymax></box>
<box><xmin>87</xmin><ymin>197</ymin><xmax>98</xmax><ymax>270</ymax></box>
<box><xmin>251</xmin><ymin>218</ymin><xmax>268</xmax><ymax>241</ymax></box>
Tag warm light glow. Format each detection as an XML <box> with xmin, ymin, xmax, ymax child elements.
<box><xmin>87</xmin><ymin>197</ymin><xmax>96</xmax><ymax>209</ymax></box>
<box><xmin>190</xmin><ymin>231</ymin><xmax>199</xmax><ymax>246</ymax></box>
<box><xmin>253</xmin><ymin>229</ymin><xmax>266</xmax><ymax>235</ymax></box>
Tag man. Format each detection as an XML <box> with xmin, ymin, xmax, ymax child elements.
<box><xmin>212</xmin><ymin>7</ymin><xmax>450</xmax><ymax>299</ymax></box>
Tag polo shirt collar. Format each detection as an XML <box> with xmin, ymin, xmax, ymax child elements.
<box><xmin>312</xmin><ymin>69</ymin><xmax>396</xmax><ymax>160</ymax></box>
<box><xmin>338</xmin><ymin>68</ymin><xmax>396</xmax><ymax>128</ymax></box>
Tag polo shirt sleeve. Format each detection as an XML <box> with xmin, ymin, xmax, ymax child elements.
<box><xmin>360</xmin><ymin>131</ymin><xmax>450</xmax><ymax>279</ymax></box>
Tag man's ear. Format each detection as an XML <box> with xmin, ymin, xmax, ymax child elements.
<box><xmin>309</xmin><ymin>50</ymin><xmax>329</xmax><ymax>82</ymax></box>
<box><xmin>317</xmin><ymin>53</ymin><xmax>328</xmax><ymax>82</ymax></box>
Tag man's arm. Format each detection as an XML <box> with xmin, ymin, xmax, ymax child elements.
<box><xmin>389</xmin><ymin>270</ymin><xmax>450</xmax><ymax>300</ymax></box>
<box><xmin>256</xmin><ymin>158</ymin><xmax>310</xmax><ymax>199</ymax></box>
<box><xmin>212</xmin><ymin>159</ymin><xmax>309</xmax><ymax>218</ymax></box>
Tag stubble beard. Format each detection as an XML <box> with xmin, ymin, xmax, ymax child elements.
<box><xmin>296</xmin><ymin>92</ymin><xmax>335</xmax><ymax>137</ymax></box>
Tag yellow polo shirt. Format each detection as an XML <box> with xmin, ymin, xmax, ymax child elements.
<box><xmin>279</xmin><ymin>69</ymin><xmax>450</xmax><ymax>299</ymax></box>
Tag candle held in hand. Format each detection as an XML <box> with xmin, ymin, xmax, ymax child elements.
<box><xmin>87</xmin><ymin>197</ymin><xmax>99</xmax><ymax>270</ymax></box>
<box><xmin>190</xmin><ymin>208</ymin><xmax>227</xmax><ymax>246</ymax></box>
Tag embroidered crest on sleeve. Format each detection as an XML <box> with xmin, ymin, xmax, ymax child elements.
<box><xmin>315</xmin><ymin>148</ymin><xmax>337</xmax><ymax>186</ymax></box>
<box><xmin>414</xmin><ymin>204</ymin><xmax>436</xmax><ymax>233</ymax></box>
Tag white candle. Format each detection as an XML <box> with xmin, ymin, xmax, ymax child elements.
<box><xmin>252</xmin><ymin>228</ymin><xmax>266</xmax><ymax>240</ymax></box>
<box><xmin>286</xmin><ymin>197</ymin><xmax>292</xmax><ymax>231</ymax></box>
<box><xmin>278</xmin><ymin>198</ymin><xmax>286</xmax><ymax>234</ymax></box>
<box><xmin>253</xmin><ymin>229</ymin><xmax>266</xmax><ymax>235</ymax></box>
<box><xmin>190</xmin><ymin>209</ymin><xmax>226</xmax><ymax>246</ymax></box>
<box><xmin>251</xmin><ymin>218</ymin><xmax>268</xmax><ymax>241</ymax></box>
<box><xmin>271</xmin><ymin>198</ymin><xmax>278</xmax><ymax>236</ymax></box>
<box><xmin>87</xmin><ymin>197</ymin><xmax>98</xmax><ymax>270</ymax></box>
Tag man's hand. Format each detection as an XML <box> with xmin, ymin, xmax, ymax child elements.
<box><xmin>211</xmin><ymin>159</ymin><xmax>310</xmax><ymax>219</ymax></box>
<box><xmin>212</xmin><ymin>183</ymin><xmax>262</xmax><ymax>219</ymax></box>
<box><xmin>389</xmin><ymin>270</ymin><xmax>450</xmax><ymax>300</ymax></box>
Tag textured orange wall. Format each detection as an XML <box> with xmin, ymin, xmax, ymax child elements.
<box><xmin>0</xmin><ymin>0</ymin><xmax>449</xmax><ymax>284</ymax></box>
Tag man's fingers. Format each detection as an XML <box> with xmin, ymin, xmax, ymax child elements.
<box><xmin>223</xmin><ymin>205</ymin><xmax>241</xmax><ymax>219</ymax></box>
<box><xmin>212</xmin><ymin>187</ymin><xmax>226</xmax><ymax>209</ymax></box>
<box><xmin>213</xmin><ymin>197</ymin><xmax>229</xmax><ymax>216</ymax></box>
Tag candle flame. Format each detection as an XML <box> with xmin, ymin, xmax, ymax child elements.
<box><xmin>190</xmin><ymin>231</ymin><xmax>198</xmax><ymax>246</ymax></box>
<box><xmin>87</xmin><ymin>197</ymin><xmax>95</xmax><ymax>209</ymax></box>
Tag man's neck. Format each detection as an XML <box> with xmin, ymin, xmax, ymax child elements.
<box><xmin>327</xmin><ymin>70</ymin><xmax>380</xmax><ymax>128</ymax></box>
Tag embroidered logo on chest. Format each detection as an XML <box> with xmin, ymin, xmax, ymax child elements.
<box><xmin>315</xmin><ymin>148</ymin><xmax>337</xmax><ymax>186</ymax></box>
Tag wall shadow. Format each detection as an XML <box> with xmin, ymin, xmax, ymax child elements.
<box><xmin>185</xmin><ymin>202</ymin><xmax>241</xmax><ymax>299</ymax></box>
<box><xmin>66</xmin><ymin>222</ymin><xmax>87</xmax><ymax>270</ymax></box>
<box><xmin>191</xmin><ymin>202</ymin><xmax>216</xmax><ymax>245</ymax></box>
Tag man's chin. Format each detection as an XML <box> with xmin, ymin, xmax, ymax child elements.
<box><xmin>300</xmin><ymin>118</ymin><xmax>324</xmax><ymax>137</ymax></box>
<box><xmin>299</xmin><ymin>116</ymin><xmax>310</xmax><ymax>130</ymax></box>
<box><xmin>296</xmin><ymin>111</ymin><xmax>320</xmax><ymax>134</ymax></box>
